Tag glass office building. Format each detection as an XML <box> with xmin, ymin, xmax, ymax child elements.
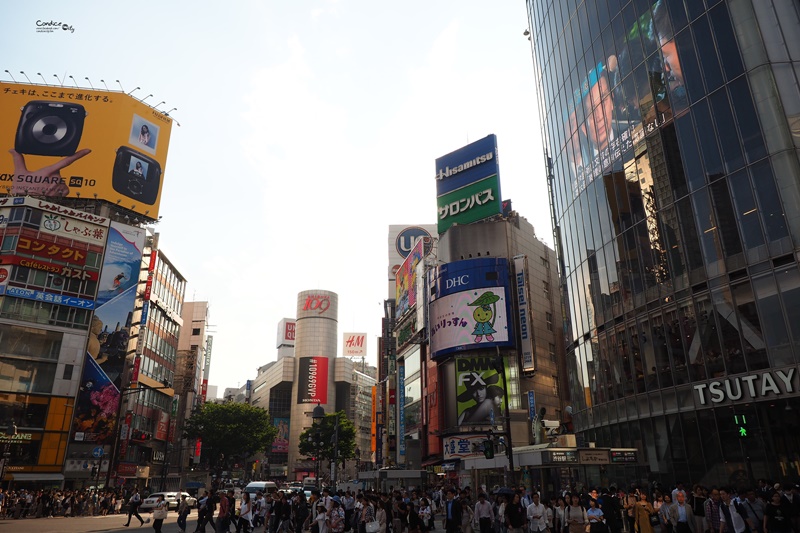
<box><xmin>527</xmin><ymin>0</ymin><xmax>800</xmax><ymax>487</ymax></box>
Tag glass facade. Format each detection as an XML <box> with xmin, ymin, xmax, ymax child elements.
<box><xmin>527</xmin><ymin>0</ymin><xmax>800</xmax><ymax>486</ymax></box>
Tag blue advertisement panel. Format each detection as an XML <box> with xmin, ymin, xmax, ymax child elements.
<box><xmin>435</xmin><ymin>134</ymin><xmax>499</xmax><ymax>196</ymax></box>
<box><xmin>428</xmin><ymin>258</ymin><xmax>514</xmax><ymax>358</ymax></box>
<box><xmin>72</xmin><ymin>352</ymin><xmax>120</xmax><ymax>444</ymax></box>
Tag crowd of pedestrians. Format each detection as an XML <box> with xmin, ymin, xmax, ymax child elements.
<box><xmin>0</xmin><ymin>486</ymin><xmax>131</xmax><ymax>519</ymax></box>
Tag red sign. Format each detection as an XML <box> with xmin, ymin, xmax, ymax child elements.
<box><xmin>389</xmin><ymin>388</ymin><xmax>396</xmax><ymax>405</ymax></box>
<box><xmin>285</xmin><ymin>322</ymin><xmax>296</xmax><ymax>341</ymax></box>
<box><xmin>130</xmin><ymin>355</ymin><xmax>141</xmax><ymax>385</ymax></box>
<box><xmin>117</xmin><ymin>462</ymin><xmax>137</xmax><ymax>477</ymax></box>
<box><xmin>194</xmin><ymin>439</ymin><xmax>202</xmax><ymax>457</ymax></box>
<box><xmin>0</xmin><ymin>267</ymin><xmax>7</xmax><ymax>283</ymax></box>
<box><xmin>200</xmin><ymin>379</ymin><xmax>208</xmax><ymax>403</ymax></box>
<box><xmin>297</xmin><ymin>357</ymin><xmax>329</xmax><ymax>404</ymax></box>
<box><xmin>16</xmin><ymin>236</ymin><xmax>87</xmax><ymax>265</ymax></box>
<box><xmin>302</xmin><ymin>294</ymin><xmax>331</xmax><ymax>314</ymax></box>
<box><xmin>155</xmin><ymin>411</ymin><xmax>169</xmax><ymax>441</ymax></box>
<box><xmin>0</xmin><ymin>254</ymin><xmax>98</xmax><ymax>280</ymax></box>
<box><xmin>119</xmin><ymin>411</ymin><xmax>132</xmax><ymax>457</ymax></box>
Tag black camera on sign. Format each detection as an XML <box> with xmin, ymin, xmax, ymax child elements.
<box><xmin>112</xmin><ymin>146</ymin><xmax>161</xmax><ymax>205</ymax></box>
<box><xmin>15</xmin><ymin>100</ymin><xmax>86</xmax><ymax>156</ymax></box>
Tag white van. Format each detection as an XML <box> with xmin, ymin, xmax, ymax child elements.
<box><xmin>244</xmin><ymin>481</ymin><xmax>278</xmax><ymax>496</ymax></box>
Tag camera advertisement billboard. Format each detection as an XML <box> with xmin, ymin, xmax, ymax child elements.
<box><xmin>428</xmin><ymin>258</ymin><xmax>513</xmax><ymax>358</ymax></box>
<box><xmin>0</xmin><ymin>82</ymin><xmax>174</xmax><ymax>219</ymax></box>
<box><xmin>296</xmin><ymin>356</ymin><xmax>329</xmax><ymax>404</ymax></box>
<box><xmin>395</xmin><ymin>238</ymin><xmax>425</xmax><ymax>318</ymax></box>
<box><xmin>272</xmin><ymin>417</ymin><xmax>290</xmax><ymax>453</ymax></box>
<box><xmin>455</xmin><ymin>356</ymin><xmax>506</xmax><ymax>427</ymax></box>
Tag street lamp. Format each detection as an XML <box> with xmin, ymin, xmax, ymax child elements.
<box><xmin>311</xmin><ymin>405</ymin><xmax>341</xmax><ymax>491</ymax></box>
<box><xmin>0</xmin><ymin>421</ymin><xmax>17</xmax><ymax>489</ymax></box>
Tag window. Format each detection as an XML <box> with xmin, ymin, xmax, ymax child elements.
<box><xmin>541</xmin><ymin>256</ymin><xmax>550</xmax><ymax>269</ymax></box>
<box><xmin>549</xmin><ymin>343</ymin><xmax>557</xmax><ymax>361</ymax></box>
<box><xmin>546</xmin><ymin>312</ymin><xmax>554</xmax><ymax>331</ymax></box>
<box><xmin>543</xmin><ymin>281</ymin><xmax>550</xmax><ymax>298</ymax></box>
<box><xmin>192</xmin><ymin>328</ymin><xmax>201</xmax><ymax>336</ymax></box>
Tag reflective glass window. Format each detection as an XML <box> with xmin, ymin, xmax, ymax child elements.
<box><xmin>623</xmin><ymin>2</ymin><xmax>646</xmax><ymax>69</ymax></box>
<box><xmin>750</xmin><ymin>160</ymin><xmax>790</xmax><ymax>243</ymax></box>
<box><xmin>673</xmin><ymin>28</ymin><xmax>704</xmax><ymax>104</ymax></box>
<box><xmin>775</xmin><ymin>266</ymin><xmax>800</xmax><ymax>360</ymax></box>
<box><xmin>696</xmin><ymin>294</ymin><xmax>725</xmax><ymax>378</ymax></box>
<box><xmin>708</xmin><ymin>2</ymin><xmax>744</xmax><ymax>81</ymax></box>
<box><xmin>709</xmin><ymin>179</ymin><xmax>744</xmax><ymax>259</ymax></box>
<box><xmin>659</xmin><ymin>123</ymin><xmax>689</xmax><ymax>199</ymax></box>
<box><xmin>712</xmin><ymin>286</ymin><xmax>747</xmax><ymax>375</ymax></box>
<box><xmin>665</xmin><ymin>0</ymin><xmax>689</xmax><ymax>34</ymax></box>
<box><xmin>692</xmin><ymin>15</ymin><xmax>724</xmax><ymax>93</ymax></box>
<box><xmin>752</xmin><ymin>273</ymin><xmax>793</xmax><ymax>366</ymax></box>
<box><xmin>691</xmin><ymin>100</ymin><xmax>724</xmax><ymax>181</ymax></box>
<box><xmin>708</xmin><ymin>88</ymin><xmax>745</xmax><ymax>173</ymax></box>
<box><xmin>727</xmin><ymin>169</ymin><xmax>766</xmax><ymax>253</ymax></box>
<box><xmin>675</xmin><ymin>197</ymin><xmax>704</xmax><ymax>273</ymax></box>
<box><xmin>685</xmin><ymin>0</ymin><xmax>706</xmax><ymax>22</ymax></box>
<box><xmin>673</xmin><ymin>112</ymin><xmax>705</xmax><ymax>191</ymax></box>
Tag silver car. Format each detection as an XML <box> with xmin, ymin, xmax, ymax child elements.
<box><xmin>140</xmin><ymin>491</ymin><xmax>198</xmax><ymax>511</ymax></box>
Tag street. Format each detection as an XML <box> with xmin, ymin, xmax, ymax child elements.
<box><xmin>0</xmin><ymin>512</ymin><xmax>196</xmax><ymax>533</ymax></box>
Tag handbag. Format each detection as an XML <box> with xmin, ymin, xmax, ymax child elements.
<box><xmin>366</xmin><ymin>520</ymin><xmax>381</xmax><ymax>533</ymax></box>
<box><xmin>153</xmin><ymin>506</ymin><xmax>168</xmax><ymax>520</ymax></box>
<box><xmin>649</xmin><ymin>514</ymin><xmax>660</xmax><ymax>526</ymax></box>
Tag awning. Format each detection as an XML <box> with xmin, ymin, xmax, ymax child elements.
<box><xmin>11</xmin><ymin>473</ymin><xmax>64</xmax><ymax>481</ymax></box>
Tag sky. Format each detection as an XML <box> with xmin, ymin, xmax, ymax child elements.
<box><xmin>2</xmin><ymin>1</ymin><xmax>552</xmax><ymax>396</ymax></box>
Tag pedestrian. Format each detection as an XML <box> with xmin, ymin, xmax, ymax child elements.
<box><xmin>442</xmin><ymin>489</ymin><xmax>462</xmax><ymax>533</ymax></box>
<box><xmin>152</xmin><ymin>494</ymin><xmax>168</xmax><ymax>533</ymax></box>
<box><xmin>567</xmin><ymin>494</ymin><xmax>588</xmax><ymax>533</ymax></box>
<box><xmin>215</xmin><ymin>489</ymin><xmax>230</xmax><ymax>533</ymax></box>
<box><xmin>506</xmin><ymin>492</ymin><xmax>527</xmax><ymax>533</ymax></box>
<box><xmin>124</xmin><ymin>487</ymin><xmax>148</xmax><ymax>527</ymax></box>
<box><xmin>705</xmin><ymin>488</ymin><xmax>722</xmax><ymax>533</ymax></box>
<box><xmin>763</xmin><ymin>491</ymin><xmax>793</xmax><ymax>533</ymax></box>
<box><xmin>633</xmin><ymin>492</ymin><xmax>655</xmax><ymax>533</ymax></box>
<box><xmin>669</xmin><ymin>490</ymin><xmax>695</xmax><ymax>533</ymax></box>
<box><xmin>237</xmin><ymin>491</ymin><xmax>253</xmax><ymax>533</ymax></box>
<box><xmin>178</xmin><ymin>494</ymin><xmax>191</xmax><ymax>533</ymax></box>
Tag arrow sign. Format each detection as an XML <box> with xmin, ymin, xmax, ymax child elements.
<box><xmin>92</xmin><ymin>446</ymin><xmax>104</xmax><ymax>458</ymax></box>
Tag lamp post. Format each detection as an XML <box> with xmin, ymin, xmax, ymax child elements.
<box><xmin>0</xmin><ymin>421</ymin><xmax>17</xmax><ymax>489</ymax></box>
<box><xmin>311</xmin><ymin>405</ymin><xmax>340</xmax><ymax>491</ymax></box>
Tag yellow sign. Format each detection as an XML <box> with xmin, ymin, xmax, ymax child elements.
<box><xmin>0</xmin><ymin>82</ymin><xmax>173</xmax><ymax>219</ymax></box>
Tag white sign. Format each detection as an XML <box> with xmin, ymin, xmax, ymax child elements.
<box><xmin>693</xmin><ymin>368</ymin><xmax>797</xmax><ymax>405</ymax></box>
<box><xmin>443</xmin><ymin>434</ymin><xmax>487</xmax><ymax>461</ymax></box>
<box><xmin>343</xmin><ymin>332</ymin><xmax>367</xmax><ymax>357</ymax></box>
<box><xmin>514</xmin><ymin>256</ymin><xmax>535</xmax><ymax>371</ymax></box>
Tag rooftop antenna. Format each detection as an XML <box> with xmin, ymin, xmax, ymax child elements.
<box><xmin>37</xmin><ymin>73</ymin><xmax>48</xmax><ymax>85</ymax></box>
<box><xmin>3</xmin><ymin>70</ymin><xmax>17</xmax><ymax>82</ymax></box>
<box><xmin>84</xmin><ymin>77</ymin><xmax>94</xmax><ymax>90</ymax></box>
<box><xmin>19</xmin><ymin>71</ymin><xmax>32</xmax><ymax>83</ymax></box>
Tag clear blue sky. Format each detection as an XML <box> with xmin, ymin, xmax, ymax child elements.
<box><xmin>2</xmin><ymin>1</ymin><xmax>551</xmax><ymax>394</ymax></box>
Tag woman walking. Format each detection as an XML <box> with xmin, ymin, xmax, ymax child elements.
<box><xmin>152</xmin><ymin>494</ymin><xmax>168</xmax><ymax>533</ymax></box>
<box><xmin>634</xmin><ymin>492</ymin><xmax>656</xmax><ymax>533</ymax></box>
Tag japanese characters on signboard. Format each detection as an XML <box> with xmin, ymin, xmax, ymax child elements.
<box><xmin>443</xmin><ymin>434</ymin><xmax>489</xmax><ymax>461</ymax></box>
<box><xmin>428</xmin><ymin>257</ymin><xmax>513</xmax><ymax>358</ymax></box>
<box><xmin>398</xmin><ymin>364</ymin><xmax>405</xmax><ymax>457</ymax></box>
<box><xmin>342</xmin><ymin>332</ymin><xmax>367</xmax><ymax>357</ymax></box>
<box><xmin>435</xmin><ymin>135</ymin><xmax>501</xmax><ymax>235</ymax></box>
<box><xmin>514</xmin><ymin>255</ymin><xmax>535</xmax><ymax>372</ymax></box>
<box><xmin>395</xmin><ymin>238</ymin><xmax>425</xmax><ymax>319</ymax></box>
<box><xmin>0</xmin><ymin>82</ymin><xmax>174</xmax><ymax>219</ymax></box>
<box><xmin>297</xmin><ymin>356</ymin><xmax>329</xmax><ymax>404</ymax></box>
<box><xmin>455</xmin><ymin>356</ymin><xmax>507</xmax><ymax>428</ymax></box>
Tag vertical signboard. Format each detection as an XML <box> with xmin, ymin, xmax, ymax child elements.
<box><xmin>396</xmin><ymin>239</ymin><xmax>425</xmax><ymax>318</ymax></box>
<box><xmin>297</xmin><ymin>357</ymin><xmax>329</xmax><ymax>404</ymax></box>
<box><xmin>370</xmin><ymin>386</ymin><xmax>377</xmax><ymax>453</ymax></box>
<box><xmin>398</xmin><ymin>364</ymin><xmax>406</xmax><ymax>457</ymax></box>
<box><xmin>272</xmin><ymin>418</ymin><xmax>290</xmax><ymax>453</ymax></box>
<box><xmin>514</xmin><ymin>255</ymin><xmax>536</xmax><ymax>371</ymax></box>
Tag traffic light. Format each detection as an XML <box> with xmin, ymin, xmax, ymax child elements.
<box><xmin>735</xmin><ymin>415</ymin><xmax>748</xmax><ymax>437</ymax></box>
<box><xmin>483</xmin><ymin>439</ymin><xmax>495</xmax><ymax>459</ymax></box>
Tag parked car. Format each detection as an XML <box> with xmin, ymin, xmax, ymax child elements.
<box><xmin>140</xmin><ymin>491</ymin><xmax>198</xmax><ymax>512</ymax></box>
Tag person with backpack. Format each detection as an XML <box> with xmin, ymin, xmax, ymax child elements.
<box><xmin>719</xmin><ymin>488</ymin><xmax>749</xmax><ymax>533</ymax></box>
<box><xmin>124</xmin><ymin>488</ymin><xmax>148</xmax><ymax>527</ymax></box>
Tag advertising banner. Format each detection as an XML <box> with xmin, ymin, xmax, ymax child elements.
<box><xmin>428</xmin><ymin>258</ymin><xmax>513</xmax><ymax>358</ymax></box>
<box><xmin>297</xmin><ymin>356</ymin><xmax>329</xmax><ymax>404</ymax></box>
<box><xmin>4</xmin><ymin>286</ymin><xmax>94</xmax><ymax>309</ymax></box>
<box><xmin>371</xmin><ymin>386</ymin><xmax>377</xmax><ymax>452</ymax></box>
<box><xmin>398</xmin><ymin>364</ymin><xmax>405</xmax><ymax>457</ymax></box>
<box><xmin>277</xmin><ymin>318</ymin><xmax>296</xmax><ymax>347</ymax></box>
<box><xmin>155</xmin><ymin>411</ymin><xmax>169</xmax><ymax>441</ymax></box>
<box><xmin>39</xmin><ymin>213</ymin><xmax>107</xmax><ymax>245</ymax></box>
<box><xmin>455</xmin><ymin>356</ymin><xmax>506</xmax><ymax>427</ymax></box>
<box><xmin>91</xmin><ymin>222</ymin><xmax>146</xmax><ymax>389</ymax></box>
<box><xmin>0</xmin><ymin>82</ymin><xmax>174</xmax><ymax>219</ymax></box>
<box><xmin>443</xmin><ymin>434</ymin><xmax>488</xmax><ymax>461</ymax></box>
<box><xmin>396</xmin><ymin>238</ymin><xmax>425</xmax><ymax>318</ymax></box>
<box><xmin>72</xmin><ymin>353</ymin><xmax>120</xmax><ymax>444</ymax></box>
<box><xmin>0</xmin><ymin>264</ymin><xmax>8</xmax><ymax>296</ymax></box>
<box><xmin>342</xmin><ymin>332</ymin><xmax>367</xmax><ymax>357</ymax></box>
<box><xmin>436</xmin><ymin>174</ymin><xmax>501</xmax><ymax>234</ymax></box>
<box><xmin>272</xmin><ymin>417</ymin><xmax>290</xmax><ymax>453</ymax></box>
<box><xmin>0</xmin><ymin>254</ymin><xmax>99</xmax><ymax>281</ymax></box>
<box><xmin>388</xmin><ymin>225</ymin><xmax>436</xmax><ymax>298</ymax></box>
<box><xmin>435</xmin><ymin>134</ymin><xmax>499</xmax><ymax>196</ymax></box>
<box><xmin>16</xmin><ymin>235</ymin><xmax>88</xmax><ymax>265</ymax></box>
<box><xmin>514</xmin><ymin>256</ymin><xmax>535</xmax><ymax>371</ymax></box>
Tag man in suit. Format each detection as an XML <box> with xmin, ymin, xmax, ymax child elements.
<box><xmin>443</xmin><ymin>488</ymin><xmax>463</xmax><ymax>533</ymax></box>
<box><xmin>670</xmin><ymin>491</ymin><xmax>696</xmax><ymax>533</ymax></box>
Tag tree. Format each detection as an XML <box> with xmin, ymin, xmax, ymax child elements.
<box><xmin>298</xmin><ymin>411</ymin><xmax>356</xmax><ymax>469</ymax></box>
<box><xmin>184</xmin><ymin>402</ymin><xmax>277</xmax><ymax>476</ymax></box>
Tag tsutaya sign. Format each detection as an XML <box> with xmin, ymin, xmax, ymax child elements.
<box><xmin>693</xmin><ymin>368</ymin><xmax>797</xmax><ymax>405</ymax></box>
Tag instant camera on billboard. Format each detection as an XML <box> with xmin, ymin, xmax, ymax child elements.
<box><xmin>395</xmin><ymin>238</ymin><xmax>425</xmax><ymax>318</ymax></box>
<box><xmin>428</xmin><ymin>258</ymin><xmax>513</xmax><ymax>358</ymax></box>
<box><xmin>272</xmin><ymin>417</ymin><xmax>290</xmax><ymax>453</ymax></box>
<box><xmin>0</xmin><ymin>82</ymin><xmax>174</xmax><ymax>219</ymax></box>
<box><xmin>455</xmin><ymin>356</ymin><xmax>506</xmax><ymax>427</ymax></box>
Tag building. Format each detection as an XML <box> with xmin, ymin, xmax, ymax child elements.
<box><xmin>527</xmin><ymin>0</ymin><xmax>800</xmax><ymax>487</ymax></box>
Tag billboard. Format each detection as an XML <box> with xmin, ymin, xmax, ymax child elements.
<box><xmin>342</xmin><ymin>332</ymin><xmax>367</xmax><ymax>358</ymax></box>
<box><xmin>72</xmin><ymin>353</ymin><xmax>120</xmax><ymax>444</ymax></box>
<box><xmin>435</xmin><ymin>134</ymin><xmax>499</xmax><ymax>196</ymax></box>
<box><xmin>272</xmin><ymin>417</ymin><xmax>290</xmax><ymax>453</ymax></box>
<box><xmin>428</xmin><ymin>258</ymin><xmax>513</xmax><ymax>358</ymax></box>
<box><xmin>436</xmin><ymin>174</ymin><xmax>502</xmax><ymax>234</ymax></box>
<box><xmin>443</xmin><ymin>434</ymin><xmax>488</xmax><ymax>461</ymax></box>
<box><xmin>388</xmin><ymin>225</ymin><xmax>436</xmax><ymax>298</ymax></box>
<box><xmin>514</xmin><ymin>256</ymin><xmax>535</xmax><ymax>372</ymax></box>
<box><xmin>277</xmin><ymin>318</ymin><xmax>296</xmax><ymax>348</ymax></box>
<box><xmin>455</xmin><ymin>356</ymin><xmax>506</xmax><ymax>427</ymax></box>
<box><xmin>395</xmin><ymin>238</ymin><xmax>425</xmax><ymax>318</ymax></box>
<box><xmin>0</xmin><ymin>82</ymin><xmax>174</xmax><ymax>219</ymax></box>
<box><xmin>297</xmin><ymin>356</ymin><xmax>329</xmax><ymax>404</ymax></box>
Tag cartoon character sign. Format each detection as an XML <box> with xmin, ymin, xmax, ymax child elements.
<box><xmin>468</xmin><ymin>291</ymin><xmax>500</xmax><ymax>342</ymax></box>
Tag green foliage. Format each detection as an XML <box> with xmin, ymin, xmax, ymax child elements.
<box><xmin>297</xmin><ymin>411</ymin><xmax>356</xmax><ymax>464</ymax></box>
<box><xmin>184</xmin><ymin>402</ymin><xmax>277</xmax><ymax>467</ymax></box>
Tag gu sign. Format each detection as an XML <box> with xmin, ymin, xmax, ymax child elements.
<box><xmin>343</xmin><ymin>332</ymin><xmax>367</xmax><ymax>357</ymax></box>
